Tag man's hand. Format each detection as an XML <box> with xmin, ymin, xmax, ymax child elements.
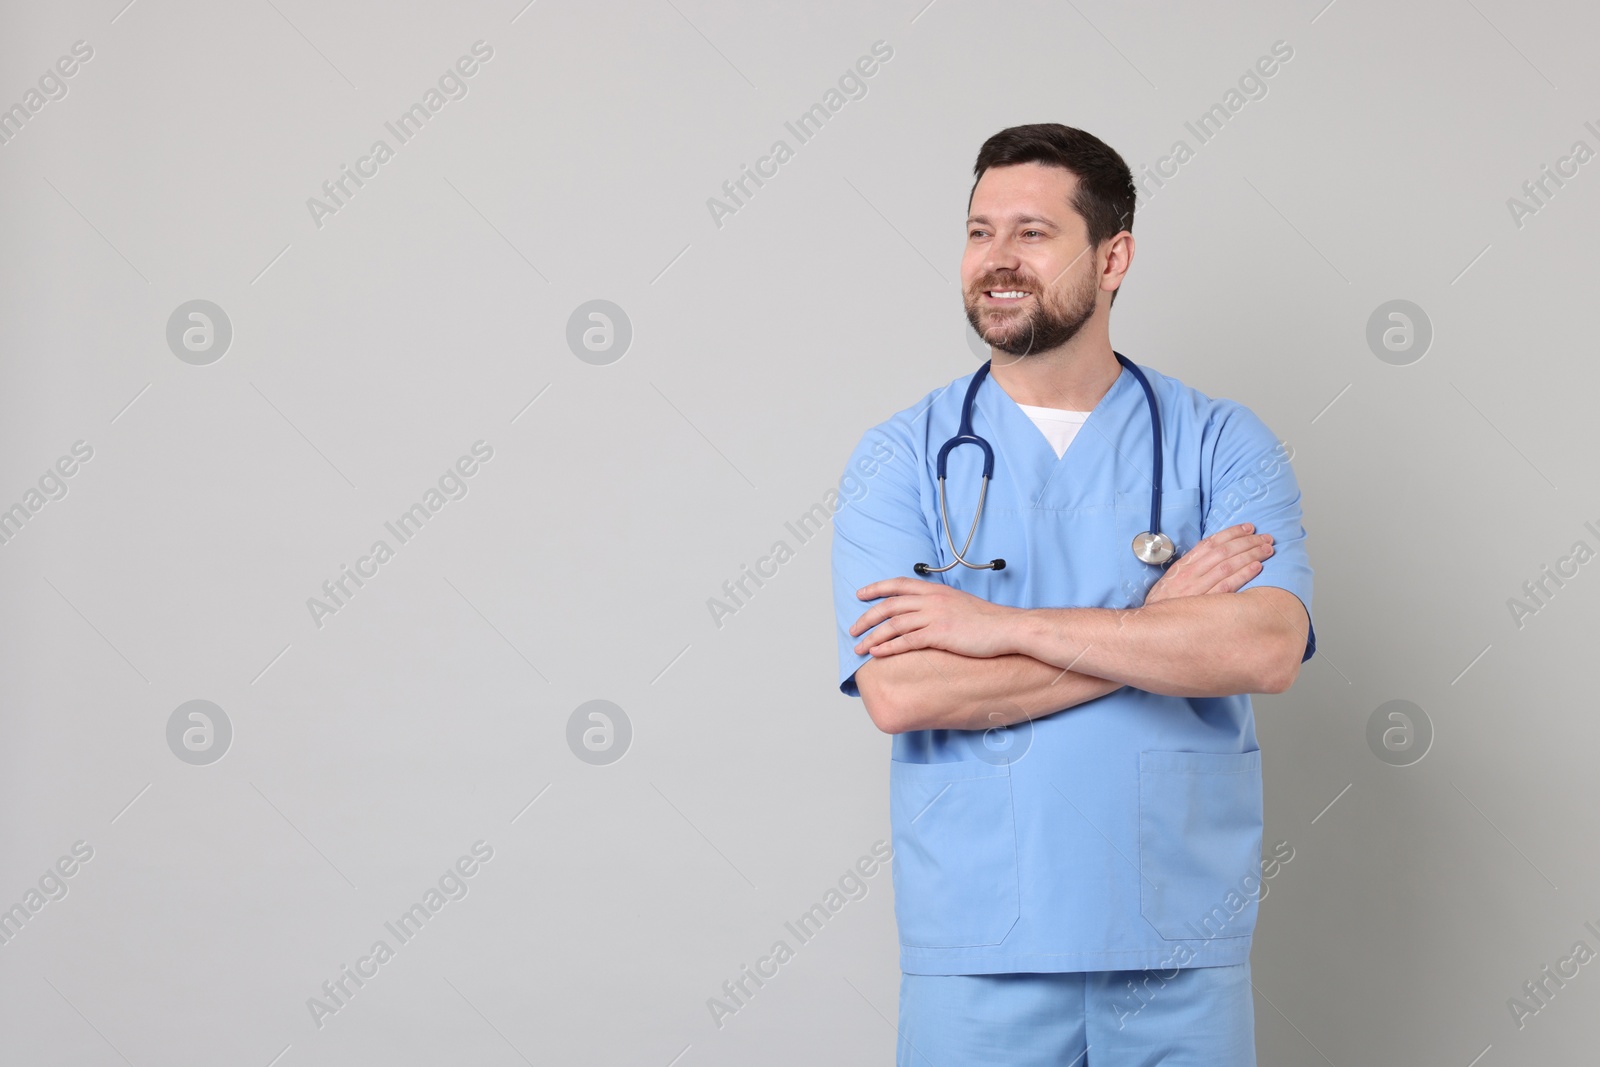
<box><xmin>850</xmin><ymin>578</ymin><xmax>1022</xmax><ymax>660</ymax></box>
<box><xmin>1143</xmin><ymin>522</ymin><xmax>1275</xmax><ymax>605</ymax></box>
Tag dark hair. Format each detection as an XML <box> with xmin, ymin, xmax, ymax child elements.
<box><xmin>969</xmin><ymin>124</ymin><xmax>1136</xmax><ymax>304</ymax></box>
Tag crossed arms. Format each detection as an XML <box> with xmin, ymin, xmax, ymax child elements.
<box><xmin>848</xmin><ymin>523</ymin><xmax>1311</xmax><ymax>735</ymax></box>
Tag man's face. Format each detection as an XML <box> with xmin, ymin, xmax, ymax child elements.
<box><xmin>962</xmin><ymin>162</ymin><xmax>1103</xmax><ymax>358</ymax></box>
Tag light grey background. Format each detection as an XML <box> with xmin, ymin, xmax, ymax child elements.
<box><xmin>1</xmin><ymin>0</ymin><xmax>1595</xmax><ymax>1063</ymax></box>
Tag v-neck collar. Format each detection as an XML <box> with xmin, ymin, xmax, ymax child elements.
<box><xmin>971</xmin><ymin>360</ymin><xmax>1136</xmax><ymax>509</ymax></box>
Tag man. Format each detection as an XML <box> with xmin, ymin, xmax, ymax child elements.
<box><xmin>830</xmin><ymin>124</ymin><xmax>1315</xmax><ymax>1065</ymax></box>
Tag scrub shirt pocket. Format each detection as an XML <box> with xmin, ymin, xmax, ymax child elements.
<box><xmin>889</xmin><ymin>758</ymin><xmax>1020</xmax><ymax>949</ymax></box>
<box><xmin>1137</xmin><ymin>749</ymin><xmax>1263</xmax><ymax>941</ymax></box>
<box><xmin>1118</xmin><ymin>486</ymin><xmax>1204</xmax><ymax>607</ymax></box>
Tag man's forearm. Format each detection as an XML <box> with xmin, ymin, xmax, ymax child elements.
<box><xmin>1006</xmin><ymin>588</ymin><xmax>1305</xmax><ymax>697</ymax></box>
<box><xmin>857</xmin><ymin>648</ymin><xmax>1123</xmax><ymax>734</ymax></box>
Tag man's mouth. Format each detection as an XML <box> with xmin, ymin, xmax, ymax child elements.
<box><xmin>983</xmin><ymin>289</ymin><xmax>1031</xmax><ymax>303</ymax></box>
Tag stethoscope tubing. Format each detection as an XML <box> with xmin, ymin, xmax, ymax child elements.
<box><xmin>1118</xmin><ymin>352</ymin><xmax>1165</xmax><ymax>539</ymax></box>
<box><xmin>918</xmin><ymin>352</ymin><xmax>1167</xmax><ymax>574</ymax></box>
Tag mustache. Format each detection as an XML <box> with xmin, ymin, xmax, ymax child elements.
<box><xmin>974</xmin><ymin>244</ymin><xmax>1095</xmax><ymax>296</ymax></box>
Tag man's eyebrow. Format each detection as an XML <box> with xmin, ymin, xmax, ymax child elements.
<box><xmin>966</xmin><ymin>214</ymin><xmax>1061</xmax><ymax>228</ymax></box>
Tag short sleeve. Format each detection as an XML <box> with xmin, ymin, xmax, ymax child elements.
<box><xmin>1203</xmin><ymin>405</ymin><xmax>1316</xmax><ymax>662</ymax></box>
<box><xmin>830</xmin><ymin>424</ymin><xmax>939</xmax><ymax>696</ymax></box>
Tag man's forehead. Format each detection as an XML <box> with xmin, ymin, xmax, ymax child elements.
<box><xmin>968</xmin><ymin>164</ymin><xmax>1080</xmax><ymax>228</ymax></box>
<box><xmin>965</xmin><ymin>211</ymin><xmax>1066</xmax><ymax>227</ymax></box>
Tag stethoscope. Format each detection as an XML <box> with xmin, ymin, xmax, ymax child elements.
<box><xmin>914</xmin><ymin>352</ymin><xmax>1176</xmax><ymax>575</ymax></box>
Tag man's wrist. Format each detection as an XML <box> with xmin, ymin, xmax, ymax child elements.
<box><xmin>1004</xmin><ymin>608</ymin><xmax>1047</xmax><ymax>662</ymax></box>
<box><xmin>1007</xmin><ymin>606</ymin><xmax>1099</xmax><ymax>671</ymax></box>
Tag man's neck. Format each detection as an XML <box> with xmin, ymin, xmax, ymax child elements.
<box><xmin>986</xmin><ymin>338</ymin><xmax>1122</xmax><ymax>411</ymax></box>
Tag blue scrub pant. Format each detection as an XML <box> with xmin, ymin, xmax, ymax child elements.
<box><xmin>896</xmin><ymin>962</ymin><xmax>1256</xmax><ymax>1066</ymax></box>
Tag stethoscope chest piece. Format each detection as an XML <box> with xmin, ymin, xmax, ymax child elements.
<box><xmin>1132</xmin><ymin>531</ymin><xmax>1175</xmax><ymax>565</ymax></box>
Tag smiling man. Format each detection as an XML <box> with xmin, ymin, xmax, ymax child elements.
<box><xmin>829</xmin><ymin>124</ymin><xmax>1315</xmax><ymax>1065</ymax></box>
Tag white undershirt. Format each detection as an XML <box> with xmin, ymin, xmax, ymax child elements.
<box><xmin>1016</xmin><ymin>403</ymin><xmax>1091</xmax><ymax>459</ymax></box>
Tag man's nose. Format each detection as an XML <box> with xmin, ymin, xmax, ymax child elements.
<box><xmin>986</xmin><ymin>233</ymin><xmax>1023</xmax><ymax>265</ymax></box>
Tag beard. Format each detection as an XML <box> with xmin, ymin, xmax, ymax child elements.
<box><xmin>964</xmin><ymin>260</ymin><xmax>1099</xmax><ymax>358</ymax></box>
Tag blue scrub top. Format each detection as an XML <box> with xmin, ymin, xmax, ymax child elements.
<box><xmin>831</xmin><ymin>356</ymin><xmax>1315</xmax><ymax>976</ymax></box>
